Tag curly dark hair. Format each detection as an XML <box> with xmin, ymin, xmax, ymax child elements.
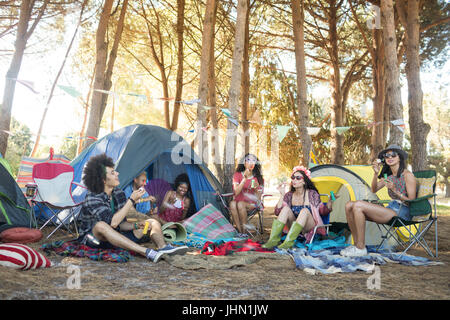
<box><xmin>82</xmin><ymin>153</ymin><xmax>115</xmax><ymax>194</ymax></box>
<box><xmin>174</xmin><ymin>173</ymin><xmax>190</xmax><ymax>191</ymax></box>
<box><xmin>235</xmin><ymin>153</ymin><xmax>264</xmax><ymax>186</ymax></box>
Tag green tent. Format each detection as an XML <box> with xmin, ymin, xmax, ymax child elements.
<box><xmin>0</xmin><ymin>158</ymin><xmax>34</xmax><ymax>232</ymax></box>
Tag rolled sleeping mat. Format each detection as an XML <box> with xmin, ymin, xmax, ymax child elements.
<box><xmin>161</xmin><ymin>222</ymin><xmax>187</xmax><ymax>242</ymax></box>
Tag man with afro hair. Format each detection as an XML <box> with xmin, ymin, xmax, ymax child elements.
<box><xmin>77</xmin><ymin>153</ymin><xmax>188</xmax><ymax>262</ymax></box>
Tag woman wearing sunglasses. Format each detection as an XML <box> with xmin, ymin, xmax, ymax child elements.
<box><xmin>340</xmin><ymin>144</ymin><xmax>416</xmax><ymax>257</ymax></box>
<box><xmin>262</xmin><ymin>166</ymin><xmax>334</xmax><ymax>249</ymax></box>
<box><xmin>230</xmin><ymin>153</ymin><xmax>264</xmax><ymax>237</ymax></box>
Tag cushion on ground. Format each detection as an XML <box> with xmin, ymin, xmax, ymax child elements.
<box><xmin>0</xmin><ymin>227</ymin><xmax>43</xmax><ymax>244</ymax></box>
<box><xmin>0</xmin><ymin>243</ymin><xmax>52</xmax><ymax>270</ymax></box>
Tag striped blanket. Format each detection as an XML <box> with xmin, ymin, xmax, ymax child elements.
<box><xmin>182</xmin><ymin>204</ymin><xmax>237</xmax><ymax>239</ymax></box>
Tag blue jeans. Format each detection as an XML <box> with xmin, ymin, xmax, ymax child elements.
<box><xmin>387</xmin><ymin>200</ymin><xmax>411</xmax><ymax>221</ymax></box>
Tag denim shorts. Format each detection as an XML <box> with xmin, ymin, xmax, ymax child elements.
<box><xmin>291</xmin><ymin>205</ymin><xmax>311</xmax><ymax>218</ymax></box>
<box><xmin>387</xmin><ymin>200</ymin><xmax>411</xmax><ymax>221</ymax></box>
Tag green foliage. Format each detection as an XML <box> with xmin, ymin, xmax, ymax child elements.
<box><xmin>58</xmin><ymin>133</ymin><xmax>78</xmax><ymax>161</ymax></box>
<box><xmin>419</xmin><ymin>0</ymin><xmax>450</xmax><ymax>69</ymax></box>
<box><xmin>4</xmin><ymin>118</ymin><xmax>32</xmax><ymax>178</ymax></box>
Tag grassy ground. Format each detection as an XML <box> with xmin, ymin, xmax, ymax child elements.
<box><xmin>437</xmin><ymin>204</ymin><xmax>450</xmax><ymax>216</ymax></box>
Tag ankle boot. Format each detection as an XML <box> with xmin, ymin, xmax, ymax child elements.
<box><xmin>262</xmin><ymin>219</ymin><xmax>285</xmax><ymax>249</ymax></box>
<box><xmin>278</xmin><ymin>222</ymin><xmax>303</xmax><ymax>249</ymax></box>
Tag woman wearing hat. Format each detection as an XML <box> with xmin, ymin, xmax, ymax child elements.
<box><xmin>262</xmin><ymin>166</ymin><xmax>334</xmax><ymax>249</ymax></box>
<box><xmin>340</xmin><ymin>145</ymin><xmax>417</xmax><ymax>257</ymax></box>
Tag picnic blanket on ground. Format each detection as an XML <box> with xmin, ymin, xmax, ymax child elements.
<box><xmin>40</xmin><ymin>240</ymin><xmax>135</xmax><ymax>263</ymax></box>
<box><xmin>285</xmin><ymin>246</ymin><xmax>444</xmax><ymax>275</ymax></box>
<box><xmin>182</xmin><ymin>204</ymin><xmax>237</xmax><ymax>239</ymax></box>
<box><xmin>172</xmin><ymin>232</ymin><xmax>244</xmax><ymax>249</ymax></box>
<box><xmin>201</xmin><ymin>239</ymin><xmax>275</xmax><ymax>256</ymax></box>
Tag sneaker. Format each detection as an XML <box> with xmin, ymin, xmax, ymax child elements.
<box><xmin>340</xmin><ymin>245</ymin><xmax>367</xmax><ymax>257</ymax></box>
<box><xmin>236</xmin><ymin>233</ymin><xmax>249</xmax><ymax>239</ymax></box>
<box><xmin>145</xmin><ymin>248</ymin><xmax>164</xmax><ymax>263</ymax></box>
<box><xmin>158</xmin><ymin>243</ymin><xmax>189</xmax><ymax>256</ymax></box>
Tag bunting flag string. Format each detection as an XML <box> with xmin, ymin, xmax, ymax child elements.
<box><xmin>64</xmin><ymin>136</ymin><xmax>98</xmax><ymax>141</ymax></box>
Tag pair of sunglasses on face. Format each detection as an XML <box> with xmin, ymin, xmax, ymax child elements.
<box><xmin>384</xmin><ymin>151</ymin><xmax>398</xmax><ymax>159</ymax></box>
<box><xmin>291</xmin><ymin>175</ymin><xmax>304</xmax><ymax>181</ymax></box>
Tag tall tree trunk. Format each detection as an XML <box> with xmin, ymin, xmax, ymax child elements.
<box><xmin>83</xmin><ymin>0</ymin><xmax>114</xmax><ymax>150</ymax></box>
<box><xmin>404</xmin><ymin>0</ymin><xmax>430</xmax><ymax>170</ymax></box>
<box><xmin>207</xmin><ymin>1</ymin><xmax>223</xmax><ymax>182</ymax></box>
<box><xmin>328</xmin><ymin>1</ymin><xmax>344</xmax><ymax>164</ymax></box>
<box><xmin>291</xmin><ymin>0</ymin><xmax>312</xmax><ymax>166</ymax></box>
<box><xmin>100</xmin><ymin>0</ymin><xmax>129</xmax><ymax>122</ymax></box>
<box><xmin>30</xmin><ymin>0</ymin><xmax>87</xmax><ymax>157</ymax></box>
<box><xmin>371</xmin><ymin>28</ymin><xmax>386</xmax><ymax>159</ymax></box>
<box><xmin>240</xmin><ymin>0</ymin><xmax>251</xmax><ymax>156</ymax></box>
<box><xmin>77</xmin><ymin>70</ymin><xmax>95</xmax><ymax>156</ymax></box>
<box><xmin>171</xmin><ymin>0</ymin><xmax>185</xmax><ymax>131</ymax></box>
<box><xmin>381</xmin><ymin>0</ymin><xmax>404</xmax><ymax>146</ymax></box>
<box><xmin>197</xmin><ymin>0</ymin><xmax>216</xmax><ymax>164</ymax></box>
<box><xmin>0</xmin><ymin>0</ymin><xmax>48</xmax><ymax>157</ymax></box>
<box><xmin>223</xmin><ymin>0</ymin><xmax>247</xmax><ymax>193</ymax></box>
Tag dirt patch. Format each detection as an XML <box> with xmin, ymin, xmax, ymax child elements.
<box><xmin>1</xmin><ymin>207</ymin><xmax>449</xmax><ymax>300</ymax></box>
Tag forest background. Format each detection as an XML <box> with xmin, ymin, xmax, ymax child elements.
<box><xmin>0</xmin><ymin>0</ymin><xmax>448</xmax><ymax>196</ymax></box>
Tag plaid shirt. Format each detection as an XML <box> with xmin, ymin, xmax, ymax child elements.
<box><xmin>78</xmin><ymin>188</ymin><xmax>127</xmax><ymax>237</ymax></box>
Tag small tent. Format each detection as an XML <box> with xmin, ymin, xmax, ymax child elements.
<box><xmin>0</xmin><ymin>157</ymin><xmax>34</xmax><ymax>232</ymax></box>
<box><xmin>70</xmin><ymin>124</ymin><xmax>225</xmax><ymax>217</ymax></box>
<box><xmin>310</xmin><ymin>164</ymin><xmax>396</xmax><ymax>246</ymax></box>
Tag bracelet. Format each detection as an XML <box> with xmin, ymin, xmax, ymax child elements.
<box><xmin>134</xmin><ymin>222</ymin><xmax>138</xmax><ymax>230</ymax></box>
<box><xmin>129</xmin><ymin>197</ymin><xmax>136</xmax><ymax>205</ymax></box>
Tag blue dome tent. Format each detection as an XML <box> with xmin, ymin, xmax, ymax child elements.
<box><xmin>70</xmin><ymin>124</ymin><xmax>225</xmax><ymax>218</ymax></box>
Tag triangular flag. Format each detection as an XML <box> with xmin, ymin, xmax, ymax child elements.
<box><xmin>228</xmin><ymin>118</ymin><xmax>239</xmax><ymax>126</ymax></box>
<box><xmin>336</xmin><ymin>126</ymin><xmax>351</xmax><ymax>135</ymax></box>
<box><xmin>250</xmin><ymin>109</ymin><xmax>262</xmax><ymax>124</ymax></box>
<box><xmin>306</xmin><ymin>127</ymin><xmax>321</xmax><ymax>136</ymax></box>
<box><xmin>58</xmin><ymin>85</ymin><xmax>82</xmax><ymax>98</ymax></box>
<box><xmin>16</xmin><ymin>79</ymin><xmax>39</xmax><ymax>94</ymax></box>
<box><xmin>182</xmin><ymin>98</ymin><xmax>201</xmax><ymax>105</ymax></box>
<box><xmin>276</xmin><ymin>125</ymin><xmax>291</xmax><ymax>142</ymax></box>
<box><xmin>391</xmin><ymin>119</ymin><xmax>405</xmax><ymax>126</ymax></box>
<box><xmin>221</xmin><ymin>108</ymin><xmax>232</xmax><ymax>118</ymax></box>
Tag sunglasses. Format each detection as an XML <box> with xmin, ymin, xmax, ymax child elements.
<box><xmin>291</xmin><ymin>175</ymin><xmax>304</xmax><ymax>181</ymax></box>
<box><xmin>384</xmin><ymin>152</ymin><xmax>398</xmax><ymax>159</ymax></box>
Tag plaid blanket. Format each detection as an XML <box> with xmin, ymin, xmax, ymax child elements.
<box><xmin>40</xmin><ymin>240</ymin><xmax>135</xmax><ymax>263</ymax></box>
<box><xmin>183</xmin><ymin>204</ymin><xmax>237</xmax><ymax>239</ymax></box>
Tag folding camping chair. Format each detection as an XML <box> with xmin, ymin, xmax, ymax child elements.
<box><xmin>307</xmin><ymin>193</ymin><xmax>333</xmax><ymax>244</ymax></box>
<box><xmin>30</xmin><ymin>161</ymin><xmax>86</xmax><ymax>239</ymax></box>
<box><xmin>216</xmin><ymin>192</ymin><xmax>272</xmax><ymax>238</ymax></box>
<box><xmin>375</xmin><ymin>170</ymin><xmax>438</xmax><ymax>258</ymax></box>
